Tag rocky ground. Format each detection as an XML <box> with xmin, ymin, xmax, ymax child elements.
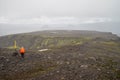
<box><xmin>0</xmin><ymin>41</ymin><xmax>120</xmax><ymax>80</ymax></box>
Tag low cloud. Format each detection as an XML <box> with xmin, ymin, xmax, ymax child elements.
<box><xmin>0</xmin><ymin>17</ymin><xmax>9</xmax><ymax>23</ymax></box>
<box><xmin>82</xmin><ymin>18</ymin><xmax>112</xmax><ymax>24</ymax></box>
<box><xmin>0</xmin><ymin>16</ymin><xmax>112</xmax><ymax>24</ymax></box>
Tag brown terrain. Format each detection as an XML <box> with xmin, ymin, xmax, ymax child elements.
<box><xmin>0</xmin><ymin>30</ymin><xmax>120</xmax><ymax>80</ymax></box>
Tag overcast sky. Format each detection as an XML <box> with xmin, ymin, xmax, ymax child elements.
<box><xmin>0</xmin><ymin>0</ymin><xmax>120</xmax><ymax>22</ymax></box>
<box><xmin>0</xmin><ymin>0</ymin><xmax>120</xmax><ymax>35</ymax></box>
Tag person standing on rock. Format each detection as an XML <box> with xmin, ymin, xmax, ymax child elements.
<box><xmin>19</xmin><ymin>47</ymin><xmax>25</xmax><ymax>58</ymax></box>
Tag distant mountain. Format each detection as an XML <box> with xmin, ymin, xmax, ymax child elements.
<box><xmin>0</xmin><ymin>30</ymin><xmax>119</xmax><ymax>49</ymax></box>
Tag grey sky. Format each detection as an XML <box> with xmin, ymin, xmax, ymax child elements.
<box><xmin>0</xmin><ymin>0</ymin><xmax>120</xmax><ymax>36</ymax></box>
<box><xmin>0</xmin><ymin>0</ymin><xmax>120</xmax><ymax>18</ymax></box>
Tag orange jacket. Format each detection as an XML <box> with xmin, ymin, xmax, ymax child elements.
<box><xmin>20</xmin><ymin>47</ymin><xmax>25</xmax><ymax>53</ymax></box>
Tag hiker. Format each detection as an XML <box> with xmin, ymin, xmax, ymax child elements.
<box><xmin>19</xmin><ymin>47</ymin><xmax>25</xmax><ymax>58</ymax></box>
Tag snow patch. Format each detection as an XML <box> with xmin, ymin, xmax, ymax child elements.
<box><xmin>38</xmin><ymin>49</ymin><xmax>49</xmax><ymax>52</ymax></box>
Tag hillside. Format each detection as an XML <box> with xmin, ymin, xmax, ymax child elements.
<box><xmin>0</xmin><ymin>30</ymin><xmax>119</xmax><ymax>49</ymax></box>
<box><xmin>0</xmin><ymin>30</ymin><xmax>120</xmax><ymax>80</ymax></box>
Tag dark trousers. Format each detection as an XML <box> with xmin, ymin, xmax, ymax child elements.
<box><xmin>20</xmin><ymin>53</ymin><xmax>24</xmax><ymax>58</ymax></box>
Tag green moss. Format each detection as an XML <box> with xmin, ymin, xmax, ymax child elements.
<box><xmin>30</xmin><ymin>37</ymin><xmax>93</xmax><ymax>49</ymax></box>
<box><xmin>101</xmin><ymin>41</ymin><xmax>118</xmax><ymax>46</ymax></box>
<box><xmin>116</xmin><ymin>70</ymin><xmax>120</xmax><ymax>79</ymax></box>
<box><xmin>7</xmin><ymin>46</ymin><xmax>20</xmax><ymax>49</ymax></box>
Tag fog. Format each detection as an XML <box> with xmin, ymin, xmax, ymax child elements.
<box><xmin>0</xmin><ymin>0</ymin><xmax>120</xmax><ymax>36</ymax></box>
